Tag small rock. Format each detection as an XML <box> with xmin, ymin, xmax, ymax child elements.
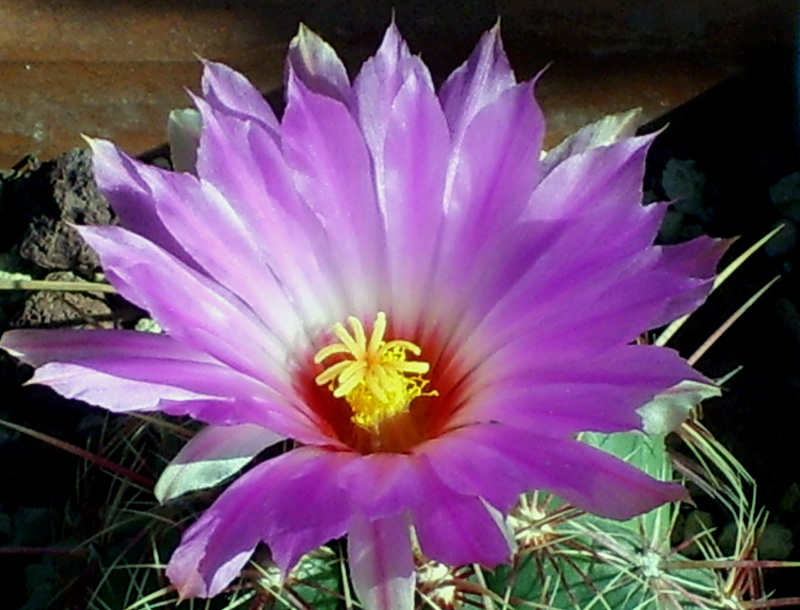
<box><xmin>764</xmin><ymin>221</ymin><xmax>797</xmax><ymax>259</ymax></box>
<box><xmin>681</xmin><ymin>510</ymin><xmax>714</xmax><ymax>557</ymax></box>
<box><xmin>12</xmin><ymin>271</ymin><xmax>113</xmax><ymax>329</ymax></box>
<box><xmin>777</xmin><ymin>482</ymin><xmax>800</xmax><ymax>519</ymax></box>
<box><xmin>775</xmin><ymin>299</ymin><xmax>800</xmax><ymax>346</ymax></box>
<box><xmin>770</xmin><ymin>172</ymin><xmax>800</xmax><ymax>222</ymax></box>
<box><xmin>717</xmin><ymin>520</ymin><xmax>739</xmax><ymax>555</ymax></box>
<box><xmin>1</xmin><ymin>148</ymin><xmax>114</xmax><ymax>276</ymax></box>
<box><xmin>758</xmin><ymin>523</ymin><xmax>794</xmax><ymax>559</ymax></box>
<box><xmin>663</xmin><ymin>158</ymin><xmax>707</xmax><ymax>217</ymax></box>
<box><xmin>11</xmin><ymin>506</ymin><xmax>58</xmax><ymax>547</ymax></box>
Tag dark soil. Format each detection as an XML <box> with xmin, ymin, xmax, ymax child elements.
<box><xmin>0</xmin><ymin>149</ymin><xmax>146</xmax><ymax>609</ymax></box>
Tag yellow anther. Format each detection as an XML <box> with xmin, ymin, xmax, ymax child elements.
<box><xmin>314</xmin><ymin>312</ymin><xmax>436</xmax><ymax>429</ymax></box>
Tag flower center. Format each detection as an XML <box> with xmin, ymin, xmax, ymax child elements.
<box><xmin>314</xmin><ymin>312</ymin><xmax>437</xmax><ymax>430</ymax></box>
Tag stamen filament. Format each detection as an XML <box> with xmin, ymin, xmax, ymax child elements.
<box><xmin>314</xmin><ymin>312</ymin><xmax>437</xmax><ymax>429</ymax></box>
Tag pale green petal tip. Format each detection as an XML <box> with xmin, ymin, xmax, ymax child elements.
<box><xmin>637</xmin><ymin>380</ymin><xmax>722</xmax><ymax>436</ymax></box>
<box><xmin>155</xmin><ymin>455</ymin><xmax>252</xmax><ymax>504</ymax></box>
<box><xmin>291</xmin><ymin>22</ymin><xmax>326</xmax><ymax>55</ymax></box>
<box><xmin>167</xmin><ymin>107</ymin><xmax>201</xmax><ymax>173</ymax></box>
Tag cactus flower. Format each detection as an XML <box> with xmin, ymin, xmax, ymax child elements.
<box><xmin>0</xmin><ymin>21</ymin><xmax>727</xmax><ymax>610</ymax></box>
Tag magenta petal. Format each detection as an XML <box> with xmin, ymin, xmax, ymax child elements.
<box><xmin>379</xmin><ymin>71</ymin><xmax>450</xmax><ymax>328</ymax></box>
<box><xmin>659</xmin><ymin>235</ymin><xmax>730</xmax><ymax>280</ymax></box>
<box><xmin>540</xmin><ymin>108</ymin><xmax>643</xmax><ymax>179</ymax></box>
<box><xmin>152</xmin><ymin>101</ymin><xmax>314</xmax><ymax>349</ymax></box>
<box><xmin>431</xmin><ymin>81</ymin><xmax>544</xmax><ymax>330</ymax></box>
<box><xmin>1</xmin><ymin>328</ymin><xmax>214</xmax><ymax>368</ymax></box>
<box><xmin>463</xmin><ymin>344</ymin><xmax>704</xmax><ymax>436</ymax></box>
<box><xmin>418</xmin><ymin>432</ymin><xmax>524</xmax><ymax>512</ymax></box>
<box><xmin>349</xmin><ymin>513</ymin><xmax>415</xmax><ymax>610</ymax></box>
<box><xmin>516</xmin><ymin>262</ymin><xmax>708</xmax><ymax>346</ymax></box>
<box><xmin>353</xmin><ymin>22</ymin><xmax>434</xmax><ymax>165</ymax></box>
<box><xmin>287</xmin><ymin>24</ymin><xmax>351</xmax><ymax>105</ymax></box>
<box><xmin>282</xmin><ymin>70</ymin><xmax>385</xmax><ymax>316</ymax></box>
<box><xmin>530</xmin><ymin>134</ymin><xmax>655</xmax><ymax>219</ymax></box>
<box><xmin>27</xmin><ymin>361</ymin><xmax>300</xmax><ymax>433</ymax></box>
<box><xmin>88</xmin><ymin>138</ymin><xmax>197</xmax><ymax>268</ymax></box>
<box><xmin>461</xmin><ymin>424</ymin><xmax>686</xmax><ymax>520</ymax></box>
<box><xmin>455</xmin><ymin>383</ymin><xmax>657</xmax><ymax>438</ymax></box>
<box><xmin>0</xmin><ymin>328</ymin><xmax>322</xmax><ymax>437</ymax></box>
<box><xmin>481</xmin><ymin>341</ymin><xmax>704</xmax><ymax>396</ymax></box>
<box><xmin>2</xmin><ymin>327</ymin><xmax>248</xmax><ymax>408</ymax></box>
<box><xmin>466</xmin><ymin>209</ymin><xmax>722</xmax><ymax>357</ymax></box>
<box><xmin>446</xmin><ymin>82</ymin><xmax>544</xmax><ymax>232</ymax></box>
<box><xmin>167</xmin><ymin>447</ymin><xmax>354</xmax><ymax>597</ymax></box>
<box><xmin>76</xmin><ymin>225</ymin><xmax>290</xmax><ymax>386</ymax></box>
<box><xmin>413</xmin><ymin>482</ymin><xmax>514</xmax><ymax>566</ymax></box>
<box><xmin>650</xmin><ymin>236</ymin><xmax>730</xmax><ymax>325</ymax></box>
<box><xmin>200</xmin><ymin>59</ymin><xmax>280</xmax><ymax>132</ymax></box>
<box><xmin>192</xmin><ymin>95</ymin><xmax>345</xmax><ymax>327</ymax></box>
<box><xmin>335</xmin><ymin>453</ymin><xmax>428</xmax><ymax>519</ymax></box>
<box><xmin>29</xmin><ymin>362</ymin><xmax>215</xmax><ymax>412</ymax></box>
<box><xmin>438</xmin><ymin>22</ymin><xmax>516</xmax><ymax>138</ymax></box>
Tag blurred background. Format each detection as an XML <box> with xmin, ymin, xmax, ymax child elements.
<box><xmin>0</xmin><ymin>0</ymin><xmax>795</xmax><ymax>168</ymax></box>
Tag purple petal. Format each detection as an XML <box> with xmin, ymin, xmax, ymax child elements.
<box><xmin>88</xmin><ymin>138</ymin><xmax>197</xmax><ymax>267</ymax></box>
<box><xmin>349</xmin><ymin>513</ymin><xmax>415</xmax><ymax>610</ymax></box>
<box><xmin>378</xmin><ymin>69</ymin><xmax>450</xmax><ymax>330</ymax></box>
<box><xmin>484</xmin><ymin>220</ymin><xmax>724</xmax><ymax>340</ymax></box>
<box><xmin>540</xmin><ymin>108</ymin><xmax>643</xmax><ymax>179</ymax></box>
<box><xmin>475</xmin><ymin>344</ymin><xmax>704</xmax><ymax>408</ymax></box>
<box><xmin>1</xmin><ymin>328</ymin><xmax>213</xmax><ymax>368</ymax></box>
<box><xmin>158</xmin><ymin>173</ymin><xmax>311</xmax><ymax>350</ymax></box>
<box><xmin>335</xmin><ymin>453</ymin><xmax>428</xmax><ymax>519</ymax></box>
<box><xmin>513</xmin><ymin>261</ymin><xmax>707</xmax><ymax>346</ymax></box>
<box><xmin>463</xmin><ymin>196</ymin><xmax>722</xmax><ymax>358</ymax></box>
<box><xmin>353</xmin><ymin>22</ymin><xmax>434</xmax><ymax>168</ymax></box>
<box><xmin>438</xmin><ymin>22</ymin><xmax>516</xmax><ymax>139</ymax></box>
<box><xmin>412</xmin><ymin>481</ymin><xmax>514</xmax><ymax>566</ymax></box>
<box><xmin>349</xmin><ymin>22</ymin><xmax>447</xmax><ymax>329</ymax></box>
<box><xmin>454</xmin><ymin>423</ymin><xmax>686</xmax><ymax>520</ymax></box>
<box><xmin>282</xmin><ymin>70</ymin><xmax>385</xmax><ymax>317</ymax></box>
<box><xmin>659</xmin><ymin>235</ymin><xmax>730</xmax><ymax>280</ymax></box>
<box><xmin>526</xmin><ymin>134</ymin><xmax>655</xmax><ymax>222</ymax></box>
<box><xmin>1</xmin><ymin>328</ymin><xmax>324</xmax><ymax>439</ymax></box>
<box><xmin>191</xmin><ymin>94</ymin><xmax>346</xmax><ymax>329</ymax></box>
<box><xmin>445</xmin><ymin>139</ymin><xmax>667</xmax><ymax>344</ymax></box>
<box><xmin>418</xmin><ymin>432</ymin><xmax>525</xmax><ymax>512</ymax></box>
<box><xmin>155</xmin><ymin>424</ymin><xmax>284</xmax><ymax>503</ymax></box>
<box><xmin>99</xmin><ymin>133</ymin><xmax>285</xmax><ymax>328</ymax></box>
<box><xmin>287</xmin><ymin>24</ymin><xmax>351</xmax><ymax>105</ymax></box>
<box><xmin>166</xmin><ymin>447</ymin><xmax>354</xmax><ymax>597</ymax></box>
<box><xmin>429</xmin><ymin>81</ymin><xmax>544</xmax><ymax>332</ymax></box>
<box><xmin>30</xmin><ymin>362</ymin><xmax>216</xmax><ymax>412</ymax></box>
<box><xmin>76</xmin><ymin>225</ymin><xmax>291</xmax><ymax>386</ymax></box>
<box><xmin>200</xmin><ymin>59</ymin><xmax>280</xmax><ymax>132</ymax></box>
<box><xmin>450</xmin><ymin>345</ymin><xmax>706</xmax><ymax>443</ymax></box>
<box><xmin>455</xmin><ymin>383</ymin><xmax>662</xmax><ymax>438</ymax></box>
<box><xmin>651</xmin><ymin>236</ymin><xmax>729</xmax><ymax>325</ymax></box>
<box><xmin>2</xmin><ymin>329</ymin><xmax>245</xmax><ymax>409</ymax></box>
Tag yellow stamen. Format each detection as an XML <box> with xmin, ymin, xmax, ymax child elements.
<box><xmin>314</xmin><ymin>312</ymin><xmax>437</xmax><ymax>429</ymax></box>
